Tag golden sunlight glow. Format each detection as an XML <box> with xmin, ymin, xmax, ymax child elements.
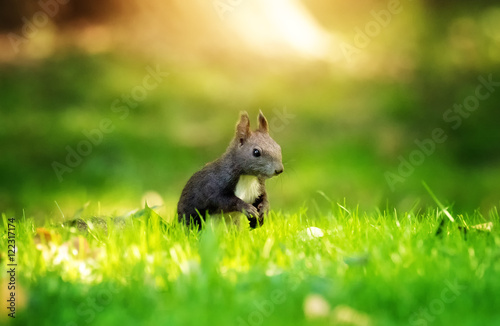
<box><xmin>226</xmin><ymin>0</ymin><xmax>339</xmax><ymax>60</ymax></box>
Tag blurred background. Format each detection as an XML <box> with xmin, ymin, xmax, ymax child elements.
<box><xmin>1</xmin><ymin>0</ymin><xmax>499</xmax><ymax>221</ymax></box>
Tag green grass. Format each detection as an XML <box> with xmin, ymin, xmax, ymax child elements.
<box><xmin>3</xmin><ymin>204</ymin><xmax>500</xmax><ymax>326</ymax></box>
<box><xmin>2</xmin><ymin>5</ymin><xmax>500</xmax><ymax>324</ymax></box>
<box><xmin>2</xmin><ymin>53</ymin><xmax>500</xmax><ymax>216</ymax></box>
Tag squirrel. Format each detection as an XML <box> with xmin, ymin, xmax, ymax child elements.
<box><xmin>177</xmin><ymin>111</ymin><xmax>284</xmax><ymax>229</ymax></box>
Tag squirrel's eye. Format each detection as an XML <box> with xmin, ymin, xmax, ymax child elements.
<box><xmin>253</xmin><ymin>149</ymin><xmax>261</xmax><ymax>157</ymax></box>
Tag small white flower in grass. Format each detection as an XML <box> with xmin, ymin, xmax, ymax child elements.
<box><xmin>299</xmin><ymin>227</ymin><xmax>324</xmax><ymax>241</ymax></box>
<box><xmin>53</xmin><ymin>245</ymin><xmax>70</xmax><ymax>265</ymax></box>
<box><xmin>303</xmin><ymin>294</ymin><xmax>330</xmax><ymax>319</ymax></box>
<box><xmin>78</xmin><ymin>262</ymin><xmax>92</xmax><ymax>279</ymax></box>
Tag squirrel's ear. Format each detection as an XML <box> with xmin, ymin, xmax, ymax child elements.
<box><xmin>236</xmin><ymin>111</ymin><xmax>251</xmax><ymax>145</ymax></box>
<box><xmin>258</xmin><ymin>110</ymin><xmax>269</xmax><ymax>133</ymax></box>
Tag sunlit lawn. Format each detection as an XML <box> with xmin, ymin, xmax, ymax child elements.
<box><xmin>2</xmin><ymin>1</ymin><xmax>500</xmax><ymax>324</ymax></box>
<box><xmin>3</xmin><ymin>203</ymin><xmax>500</xmax><ymax>326</ymax></box>
<box><xmin>1</xmin><ymin>51</ymin><xmax>500</xmax><ymax>326</ymax></box>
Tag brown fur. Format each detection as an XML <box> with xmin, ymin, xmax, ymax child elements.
<box><xmin>177</xmin><ymin>111</ymin><xmax>284</xmax><ymax>229</ymax></box>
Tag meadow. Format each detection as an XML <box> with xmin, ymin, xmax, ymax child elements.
<box><xmin>1</xmin><ymin>49</ymin><xmax>499</xmax><ymax>326</ymax></box>
<box><xmin>1</xmin><ymin>48</ymin><xmax>499</xmax><ymax>326</ymax></box>
<box><xmin>2</xmin><ymin>1</ymin><xmax>500</xmax><ymax>325</ymax></box>
<box><xmin>3</xmin><ymin>202</ymin><xmax>500</xmax><ymax>326</ymax></box>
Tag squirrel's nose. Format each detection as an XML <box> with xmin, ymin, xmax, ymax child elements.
<box><xmin>275</xmin><ymin>168</ymin><xmax>284</xmax><ymax>175</ymax></box>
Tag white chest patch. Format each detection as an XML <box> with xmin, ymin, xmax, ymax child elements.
<box><xmin>235</xmin><ymin>175</ymin><xmax>261</xmax><ymax>204</ymax></box>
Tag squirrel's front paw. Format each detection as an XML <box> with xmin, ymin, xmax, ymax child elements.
<box><xmin>247</xmin><ymin>204</ymin><xmax>266</xmax><ymax>228</ymax></box>
<box><xmin>248</xmin><ymin>214</ymin><xmax>264</xmax><ymax>229</ymax></box>
<box><xmin>243</xmin><ymin>204</ymin><xmax>259</xmax><ymax>219</ymax></box>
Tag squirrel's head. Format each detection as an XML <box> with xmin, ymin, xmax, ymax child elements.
<box><xmin>231</xmin><ymin>111</ymin><xmax>284</xmax><ymax>179</ymax></box>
